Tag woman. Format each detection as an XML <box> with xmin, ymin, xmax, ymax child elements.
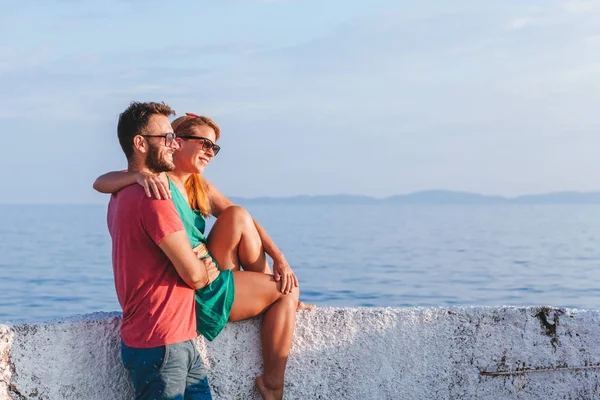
<box><xmin>94</xmin><ymin>113</ymin><xmax>312</xmax><ymax>400</ymax></box>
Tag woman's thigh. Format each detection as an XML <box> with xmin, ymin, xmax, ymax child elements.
<box><xmin>208</xmin><ymin>206</ymin><xmax>266</xmax><ymax>272</ymax></box>
<box><xmin>229</xmin><ymin>271</ymin><xmax>290</xmax><ymax>321</ymax></box>
<box><xmin>207</xmin><ymin>210</ymin><xmax>243</xmax><ymax>270</ymax></box>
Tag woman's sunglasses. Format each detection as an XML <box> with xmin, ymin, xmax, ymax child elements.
<box><xmin>177</xmin><ymin>136</ymin><xmax>221</xmax><ymax>156</ymax></box>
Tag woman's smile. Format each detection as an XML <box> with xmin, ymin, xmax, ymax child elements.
<box><xmin>197</xmin><ymin>155</ymin><xmax>210</xmax><ymax>166</ymax></box>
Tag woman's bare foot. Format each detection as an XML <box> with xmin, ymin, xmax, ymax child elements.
<box><xmin>297</xmin><ymin>301</ymin><xmax>316</xmax><ymax>311</ymax></box>
<box><xmin>256</xmin><ymin>376</ymin><xmax>283</xmax><ymax>400</ymax></box>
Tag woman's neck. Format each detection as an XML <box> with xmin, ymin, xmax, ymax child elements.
<box><xmin>167</xmin><ymin>170</ymin><xmax>192</xmax><ymax>188</ymax></box>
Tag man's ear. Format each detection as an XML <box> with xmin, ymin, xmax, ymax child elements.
<box><xmin>133</xmin><ymin>135</ymin><xmax>148</xmax><ymax>154</ymax></box>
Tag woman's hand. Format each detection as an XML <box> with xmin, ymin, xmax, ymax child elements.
<box><xmin>135</xmin><ymin>171</ymin><xmax>171</xmax><ymax>200</ymax></box>
<box><xmin>272</xmin><ymin>256</ymin><xmax>298</xmax><ymax>294</ymax></box>
<box><xmin>202</xmin><ymin>257</ymin><xmax>220</xmax><ymax>285</ymax></box>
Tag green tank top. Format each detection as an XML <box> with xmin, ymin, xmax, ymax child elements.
<box><xmin>168</xmin><ymin>177</ymin><xmax>207</xmax><ymax>248</ymax></box>
<box><xmin>167</xmin><ymin>177</ymin><xmax>235</xmax><ymax>342</ymax></box>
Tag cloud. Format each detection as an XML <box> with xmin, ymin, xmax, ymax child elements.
<box><xmin>4</xmin><ymin>1</ymin><xmax>600</xmax><ymax>137</ymax></box>
<box><xmin>509</xmin><ymin>17</ymin><xmax>535</xmax><ymax>30</ymax></box>
<box><xmin>4</xmin><ymin>0</ymin><xmax>600</xmax><ymax>199</ymax></box>
<box><xmin>0</xmin><ymin>44</ymin><xmax>59</xmax><ymax>76</ymax></box>
<box><xmin>563</xmin><ymin>0</ymin><xmax>597</xmax><ymax>13</ymax></box>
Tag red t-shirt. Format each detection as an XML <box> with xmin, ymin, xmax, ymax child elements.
<box><xmin>107</xmin><ymin>185</ymin><xmax>196</xmax><ymax>348</ymax></box>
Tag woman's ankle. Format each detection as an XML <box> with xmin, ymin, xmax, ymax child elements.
<box><xmin>260</xmin><ymin>375</ymin><xmax>283</xmax><ymax>391</ymax></box>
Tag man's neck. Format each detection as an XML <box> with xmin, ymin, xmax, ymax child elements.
<box><xmin>127</xmin><ymin>159</ymin><xmax>145</xmax><ymax>174</ymax></box>
<box><xmin>127</xmin><ymin>160</ymin><xmax>159</xmax><ymax>176</ymax></box>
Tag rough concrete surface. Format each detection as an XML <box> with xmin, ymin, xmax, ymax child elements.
<box><xmin>1</xmin><ymin>307</ymin><xmax>600</xmax><ymax>399</ymax></box>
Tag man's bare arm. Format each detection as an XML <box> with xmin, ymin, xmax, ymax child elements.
<box><xmin>93</xmin><ymin>171</ymin><xmax>137</xmax><ymax>193</ymax></box>
<box><xmin>93</xmin><ymin>170</ymin><xmax>171</xmax><ymax>199</ymax></box>
<box><xmin>158</xmin><ymin>230</ymin><xmax>219</xmax><ymax>289</ymax></box>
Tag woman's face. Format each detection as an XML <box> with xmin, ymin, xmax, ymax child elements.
<box><xmin>173</xmin><ymin>125</ymin><xmax>219</xmax><ymax>174</ymax></box>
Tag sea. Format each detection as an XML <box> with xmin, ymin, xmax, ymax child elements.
<box><xmin>1</xmin><ymin>203</ymin><xmax>600</xmax><ymax>323</ymax></box>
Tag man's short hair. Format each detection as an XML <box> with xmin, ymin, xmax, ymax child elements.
<box><xmin>117</xmin><ymin>101</ymin><xmax>175</xmax><ymax>160</ymax></box>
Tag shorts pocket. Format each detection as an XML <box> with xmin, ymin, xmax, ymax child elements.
<box><xmin>157</xmin><ymin>344</ymin><xmax>170</xmax><ymax>372</ymax></box>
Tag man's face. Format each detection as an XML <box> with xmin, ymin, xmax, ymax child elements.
<box><xmin>143</xmin><ymin>114</ymin><xmax>179</xmax><ymax>173</ymax></box>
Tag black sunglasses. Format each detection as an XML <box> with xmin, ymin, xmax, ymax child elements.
<box><xmin>177</xmin><ymin>136</ymin><xmax>221</xmax><ymax>156</ymax></box>
<box><xmin>140</xmin><ymin>132</ymin><xmax>177</xmax><ymax>147</ymax></box>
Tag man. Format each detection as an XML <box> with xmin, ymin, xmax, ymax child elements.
<box><xmin>108</xmin><ymin>101</ymin><xmax>219</xmax><ymax>399</ymax></box>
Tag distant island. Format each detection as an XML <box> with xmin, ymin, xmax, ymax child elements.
<box><xmin>230</xmin><ymin>190</ymin><xmax>600</xmax><ymax>205</ymax></box>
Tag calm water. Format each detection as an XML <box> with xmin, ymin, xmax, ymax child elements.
<box><xmin>1</xmin><ymin>204</ymin><xmax>600</xmax><ymax>323</ymax></box>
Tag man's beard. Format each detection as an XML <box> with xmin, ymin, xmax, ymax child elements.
<box><xmin>146</xmin><ymin>143</ymin><xmax>175</xmax><ymax>173</ymax></box>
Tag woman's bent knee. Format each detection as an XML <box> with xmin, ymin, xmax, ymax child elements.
<box><xmin>220</xmin><ymin>205</ymin><xmax>252</xmax><ymax>224</ymax></box>
<box><xmin>281</xmin><ymin>287</ymin><xmax>299</xmax><ymax>306</ymax></box>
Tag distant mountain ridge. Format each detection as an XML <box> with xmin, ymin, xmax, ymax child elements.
<box><xmin>230</xmin><ymin>190</ymin><xmax>600</xmax><ymax>205</ymax></box>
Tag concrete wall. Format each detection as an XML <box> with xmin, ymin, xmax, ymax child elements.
<box><xmin>2</xmin><ymin>306</ymin><xmax>600</xmax><ymax>399</ymax></box>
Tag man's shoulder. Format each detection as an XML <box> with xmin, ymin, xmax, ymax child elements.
<box><xmin>110</xmin><ymin>185</ymin><xmax>162</xmax><ymax>209</ymax></box>
<box><xmin>108</xmin><ymin>186</ymin><xmax>147</xmax><ymax>221</ymax></box>
<box><xmin>109</xmin><ymin>185</ymin><xmax>178</xmax><ymax>217</ymax></box>
<box><xmin>112</xmin><ymin>185</ymin><xmax>147</xmax><ymax>201</ymax></box>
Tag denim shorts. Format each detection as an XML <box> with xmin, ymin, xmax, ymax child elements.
<box><xmin>121</xmin><ymin>339</ymin><xmax>212</xmax><ymax>400</ymax></box>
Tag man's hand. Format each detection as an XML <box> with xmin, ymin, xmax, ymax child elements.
<box><xmin>136</xmin><ymin>171</ymin><xmax>171</xmax><ymax>200</ymax></box>
<box><xmin>272</xmin><ymin>257</ymin><xmax>298</xmax><ymax>294</ymax></box>
<box><xmin>159</xmin><ymin>231</ymin><xmax>215</xmax><ymax>290</ymax></box>
<box><xmin>202</xmin><ymin>257</ymin><xmax>220</xmax><ymax>285</ymax></box>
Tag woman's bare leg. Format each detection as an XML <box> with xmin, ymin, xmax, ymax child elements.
<box><xmin>296</xmin><ymin>301</ymin><xmax>316</xmax><ymax>311</ymax></box>
<box><xmin>229</xmin><ymin>271</ymin><xmax>299</xmax><ymax>400</ymax></box>
<box><xmin>208</xmin><ymin>206</ymin><xmax>270</xmax><ymax>273</ymax></box>
<box><xmin>208</xmin><ymin>205</ymin><xmax>316</xmax><ymax>311</ymax></box>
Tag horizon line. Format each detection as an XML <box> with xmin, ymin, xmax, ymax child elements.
<box><xmin>3</xmin><ymin>189</ymin><xmax>600</xmax><ymax>206</ymax></box>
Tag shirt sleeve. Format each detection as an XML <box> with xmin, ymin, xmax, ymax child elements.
<box><xmin>140</xmin><ymin>197</ymin><xmax>185</xmax><ymax>245</ymax></box>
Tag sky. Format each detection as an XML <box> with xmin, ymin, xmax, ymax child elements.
<box><xmin>1</xmin><ymin>0</ymin><xmax>600</xmax><ymax>203</ymax></box>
